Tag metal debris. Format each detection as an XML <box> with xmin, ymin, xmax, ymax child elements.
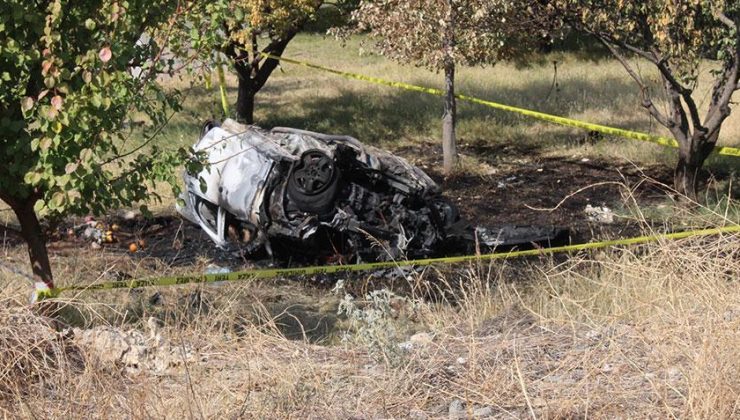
<box><xmin>178</xmin><ymin>119</ymin><xmax>568</xmax><ymax>261</ymax></box>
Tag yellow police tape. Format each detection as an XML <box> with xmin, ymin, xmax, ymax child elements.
<box><xmin>260</xmin><ymin>53</ymin><xmax>740</xmax><ymax>158</ymax></box>
<box><xmin>51</xmin><ymin>225</ymin><xmax>739</xmax><ymax>295</ymax></box>
<box><xmin>216</xmin><ymin>61</ymin><xmax>229</xmax><ymax>116</ymax></box>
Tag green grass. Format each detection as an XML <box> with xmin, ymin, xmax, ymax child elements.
<box><xmin>155</xmin><ymin>34</ymin><xmax>739</xmax><ymax>175</ymax></box>
<box><xmin>2</xmin><ymin>33</ymin><xmax>737</xmax><ymax>217</ymax></box>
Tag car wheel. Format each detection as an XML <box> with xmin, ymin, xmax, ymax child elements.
<box><xmin>287</xmin><ymin>149</ymin><xmax>340</xmax><ymax>215</ymax></box>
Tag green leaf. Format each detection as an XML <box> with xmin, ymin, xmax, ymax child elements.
<box><xmin>21</xmin><ymin>97</ymin><xmax>34</xmax><ymax>113</ymax></box>
<box><xmin>79</xmin><ymin>148</ymin><xmax>93</xmax><ymax>162</ymax></box>
<box><xmin>91</xmin><ymin>93</ymin><xmax>102</xmax><ymax>108</ymax></box>
<box><xmin>50</xmin><ymin>191</ymin><xmax>65</xmax><ymax>209</ymax></box>
<box><xmin>33</xmin><ymin>200</ymin><xmax>45</xmax><ymax>214</ymax></box>
<box><xmin>39</xmin><ymin>137</ymin><xmax>52</xmax><ymax>151</ymax></box>
<box><xmin>24</xmin><ymin>171</ymin><xmax>42</xmax><ymax>185</ymax></box>
<box><xmin>58</xmin><ymin>174</ymin><xmax>70</xmax><ymax>187</ymax></box>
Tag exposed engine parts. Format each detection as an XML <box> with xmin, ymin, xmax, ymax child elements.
<box><xmin>177</xmin><ymin>119</ymin><xmax>568</xmax><ymax>262</ymax></box>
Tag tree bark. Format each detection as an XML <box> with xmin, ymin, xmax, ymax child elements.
<box><xmin>674</xmin><ymin>157</ymin><xmax>701</xmax><ymax>201</ymax></box>
<box><xmin>442</xmin><ymin>61</ymin><xmax>457</xmax><ymax>174</ymax></box>
<box><xmin>10</xmin><ymin>197</ymin><xmax>54</xmax><ymax>290</ymax></box>
<box><xmin>674</xmin><ymin>133</ymin><xmax>715</xmax><ymax>201</ymax></box>
<box><xmin>227</xmin><ymin>31</ymin><xmax>298</xmax><ymax>125</ymax></box>
<box><xmin>236</xmin><ymin>77</ymin><xmax>256</xmax><ymax>124</ymax></box>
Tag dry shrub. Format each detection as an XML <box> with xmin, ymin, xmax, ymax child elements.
<box><xmin>0</xmin><ymin>300</ymin><xmax>80</xmax><ymax>401</ymax></box>
<box><xmin>0</xmin><ymin>222</ymin><xmax>737</xmax><ymax>418</ymax></box>
<box><xmin>407</xmin><ymin>227</ymin><xmax>740</xmax><ymax>418</ymax></box>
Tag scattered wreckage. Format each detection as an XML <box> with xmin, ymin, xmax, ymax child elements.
<box><xmin>177</xmin><ymin>119</ymin><xmax>567</xmax><ymax>262</ymax></box>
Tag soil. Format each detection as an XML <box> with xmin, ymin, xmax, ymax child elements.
<box><xmin>1</xmin><ymin>141</ymin><xmax>687</xmax><ymax>269</ymax></box>
<box><xmin>3</xmin><ymin>138</ymin><xmax>734</xmax><ymax>347</ymax></box>
<box><xmin>2</xmin><ymin>138</ymin><xmax>724</xmax><ymax>294</ymax></box>
<box><xmin>402</xmin><ymin>141</ymin><xmax>677</xmax><ymax>242</ymax></box>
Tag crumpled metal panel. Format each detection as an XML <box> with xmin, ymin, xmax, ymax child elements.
<box><xmin>177</xmin><ymin>119</ymin><xmax>568</xmax><ymax>258</ymax></box>
<box><xmin>184</xmin><ymin>125</ymin><xmax>283</xmax><ymax>223</ymax></box>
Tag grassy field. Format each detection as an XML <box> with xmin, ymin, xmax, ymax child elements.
<box><xmin>1</xmin><ymin>34</ymin><xmax>739</xmax><ymax>418</ymax></box>
<box><xmin>162</xmin><ymin>34</ymin><xmax>740</xmax><ymax>171</ymax></box>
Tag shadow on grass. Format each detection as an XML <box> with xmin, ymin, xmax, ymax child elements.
<box><xmin>164</xmin><ymin>71</ymin><xmax>736</xmax><ymax>180</ymax></box>
<box><xmin>251</xmin><ymin>73</ymin><xmax>651</xmax><ymax>147</ymax></box>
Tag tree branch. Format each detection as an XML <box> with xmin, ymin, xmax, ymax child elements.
<box><xmin>597</xmin><ymin>32</ymin><xmax>657</xmax><ymax>63</ymax></box>
<box><xmin>254</xmin><ymin>31</ymin><xmax>298</xmax><ymax>90</ymax></box>
<box><xmin>716</xmin><ymin>12</ymin><xmax>737</xmax><ymax>30</ymax></box>
<box><xmin>679</xmin><ymin>87</ymin><xmax>705</xmax><ymax>135</ymax></box>
<box><xmin>637</xmin><ymin>21</ymin><xmax>704</xmax><ymax>136</ymax></box>
<box><xmin>662</xmin><ymin>74</ymin><xmax>690</xmax><ymax>141</ymax></box>
<box><xmin>599</xmin><ymin>37</ymin><xmax>671</xmax><ymax>127</ymax></box>
<box><xmin>704</xmin><ymin>46</ymin><xmax>740</xmax><ymax>140</ymax></box>
<box><xmin>595</xmin><ymin>31</ymin><xmax>696</xmax><ymax>132</ymax></box>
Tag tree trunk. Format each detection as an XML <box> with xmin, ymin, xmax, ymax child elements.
<box><xmin>442</xmin><ymin>61</ymin><xmax>457</xmax><ymax>175</ymax></box>
<box><xmin>10</xmin><ymin>197</ymin><xmax>54</xmax><ymax>291</ymax></box>
<box><xmin>673</xmin><ymin>134</ymin><xmax>714</xmax><ymax>201</ymax></box>
<box><xmin>228</xmin><ymin>31</ymin><xmax>298</xmax><ymax>125</ymax></box>
<box><xmin>236</xmin><ymin>77</ymin><xmax>256</xmax><ymax>124</ymax></box>
<box><xmin>674</xmin><ymin>156</ymin><xmax>701</xmax><ymax>201</ymax></box>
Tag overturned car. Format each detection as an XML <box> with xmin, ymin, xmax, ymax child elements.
<box><xmin>177</xmin><ymin>119</ymin><xmax>567</xmax><ymax>262</ymax></box>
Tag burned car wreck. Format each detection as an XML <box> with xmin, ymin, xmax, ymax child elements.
<box><xmin>177</xmin><ymin>119</ymin><xmax>567</xmax><ymax>262</ymax></box>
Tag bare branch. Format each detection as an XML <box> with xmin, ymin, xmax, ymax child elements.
<box><xmin>642</xmin><ymin>98</ymin><xmax>672</xmax><ymax>128</ymax></box>
<box><xmin>598</xmin><ymin>38</ymin><xmax>645</xmax><ymax>88</ymax></box>
<box><xmin>596</xmin><ymin>31</ymin><xmax>696</xmax><ymax>131</ymax></box>
<box><xmin>599</xmin><ymin>37</ymin><xmax>671</xmax><ymax>127</ymax></box>
<box><xmin>704</xmin><ymin>52</ymin><xmax>740</xmax><ymax>139</ymax></box>
<box><xmin>652</xmin><ymin>59</ymin><xmax>691</xmax><ymax>94</ymax></box>
<box><xmin>595</xmin><ymin>31</ymin><xmax>660</xmax><ymax>64</ymax></box>
<box><xmin>716</xmin><ymin>12</ymin><xmax>737</xmax><ymax>30</ymax></box>
<box><xmin>680</xmin><ymin>89</ymin><xmax>705</xmax><ymax>135</ymax></box>
<box><xmin>255</xmin><ymin>32</ymin><xmax>298</xmax><ymax>90</ymax></box>
<box><xmin>662</xmin><ymin>75</ymin><xmax>690</xmax><ymax>141</ymax></box>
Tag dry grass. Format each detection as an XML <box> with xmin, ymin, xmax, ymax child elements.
<box><xmin>1</xmin><ymin>200</ymin><xmax>738</xmax><ymax>418</ymax></box>
<box><xmin>157</xmin><ymin>34</ymin><xmax>740</xmax><ymax>165</ymax></box>
<box><xmin>2</xmin><ymin>34</ymin><xmax>740</xmax><ymax>418</ymax></box>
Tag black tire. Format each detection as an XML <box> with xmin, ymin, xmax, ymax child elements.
<box><xmin>287</xmin><ymin>149</ymin><xmax>340</xmax><ymax>215</ymax></box>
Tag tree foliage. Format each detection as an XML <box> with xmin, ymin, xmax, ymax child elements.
<box><xmin>351</xmin><ymin>0</ymin><xmax>542</xmax><ymax>173</ymax></box>
<box><xmin>0</xmin><ymin>0</ymin><xmax>193</xmax><ymax>217</ymax></box>
<box><xmin>550</xmin><ymin>0</ymin><xmax>740</xmax><ymax>198</ymax></box>
<box><xmin>352</xmin><ymin>0</ymin><xmax>535</xmax><ymax>70</ymax></box>
<box><xmin>178</xmin><ymin>0</ymin><xmax>349</xmax><ymax>123</ymax></box>
<box><xmin>0</xmin><ymin>0</ymin><xmax>194</xmax><ymax>291</ymax></box>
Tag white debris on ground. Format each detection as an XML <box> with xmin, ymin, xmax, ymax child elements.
<box><xmin>584</xmin><ymin>204</ymin><xmax>615</xmax><ymax>224</ymax></box>
<box><xmin>398</xmin><ymin>331</ymin><xmax>433</xmax><ymax>352</ymax></box>
<box><xmin>73</xmin><ymin>317</ymin><xmax>195</xmax><ymax>373</ymax></box>
<box><xmin>447</xmin><ymin>398</ymin><xmax>495</xmax><ymax>419</ymax></box>
<box><xmin>496</xmin><ymin>175</ymin><xmax>518</xmax><ymax>189</ymax></box>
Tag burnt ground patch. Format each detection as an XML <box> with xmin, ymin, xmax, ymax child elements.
<box><xmin>2</xmin><ymin>137</ymin><xmax>730</xmax><ymax>300</ymax></box>
<box><xmin>398</xmin><ymin>141</ymin><xmax>683</xmax><ymax>243</ymax></box>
